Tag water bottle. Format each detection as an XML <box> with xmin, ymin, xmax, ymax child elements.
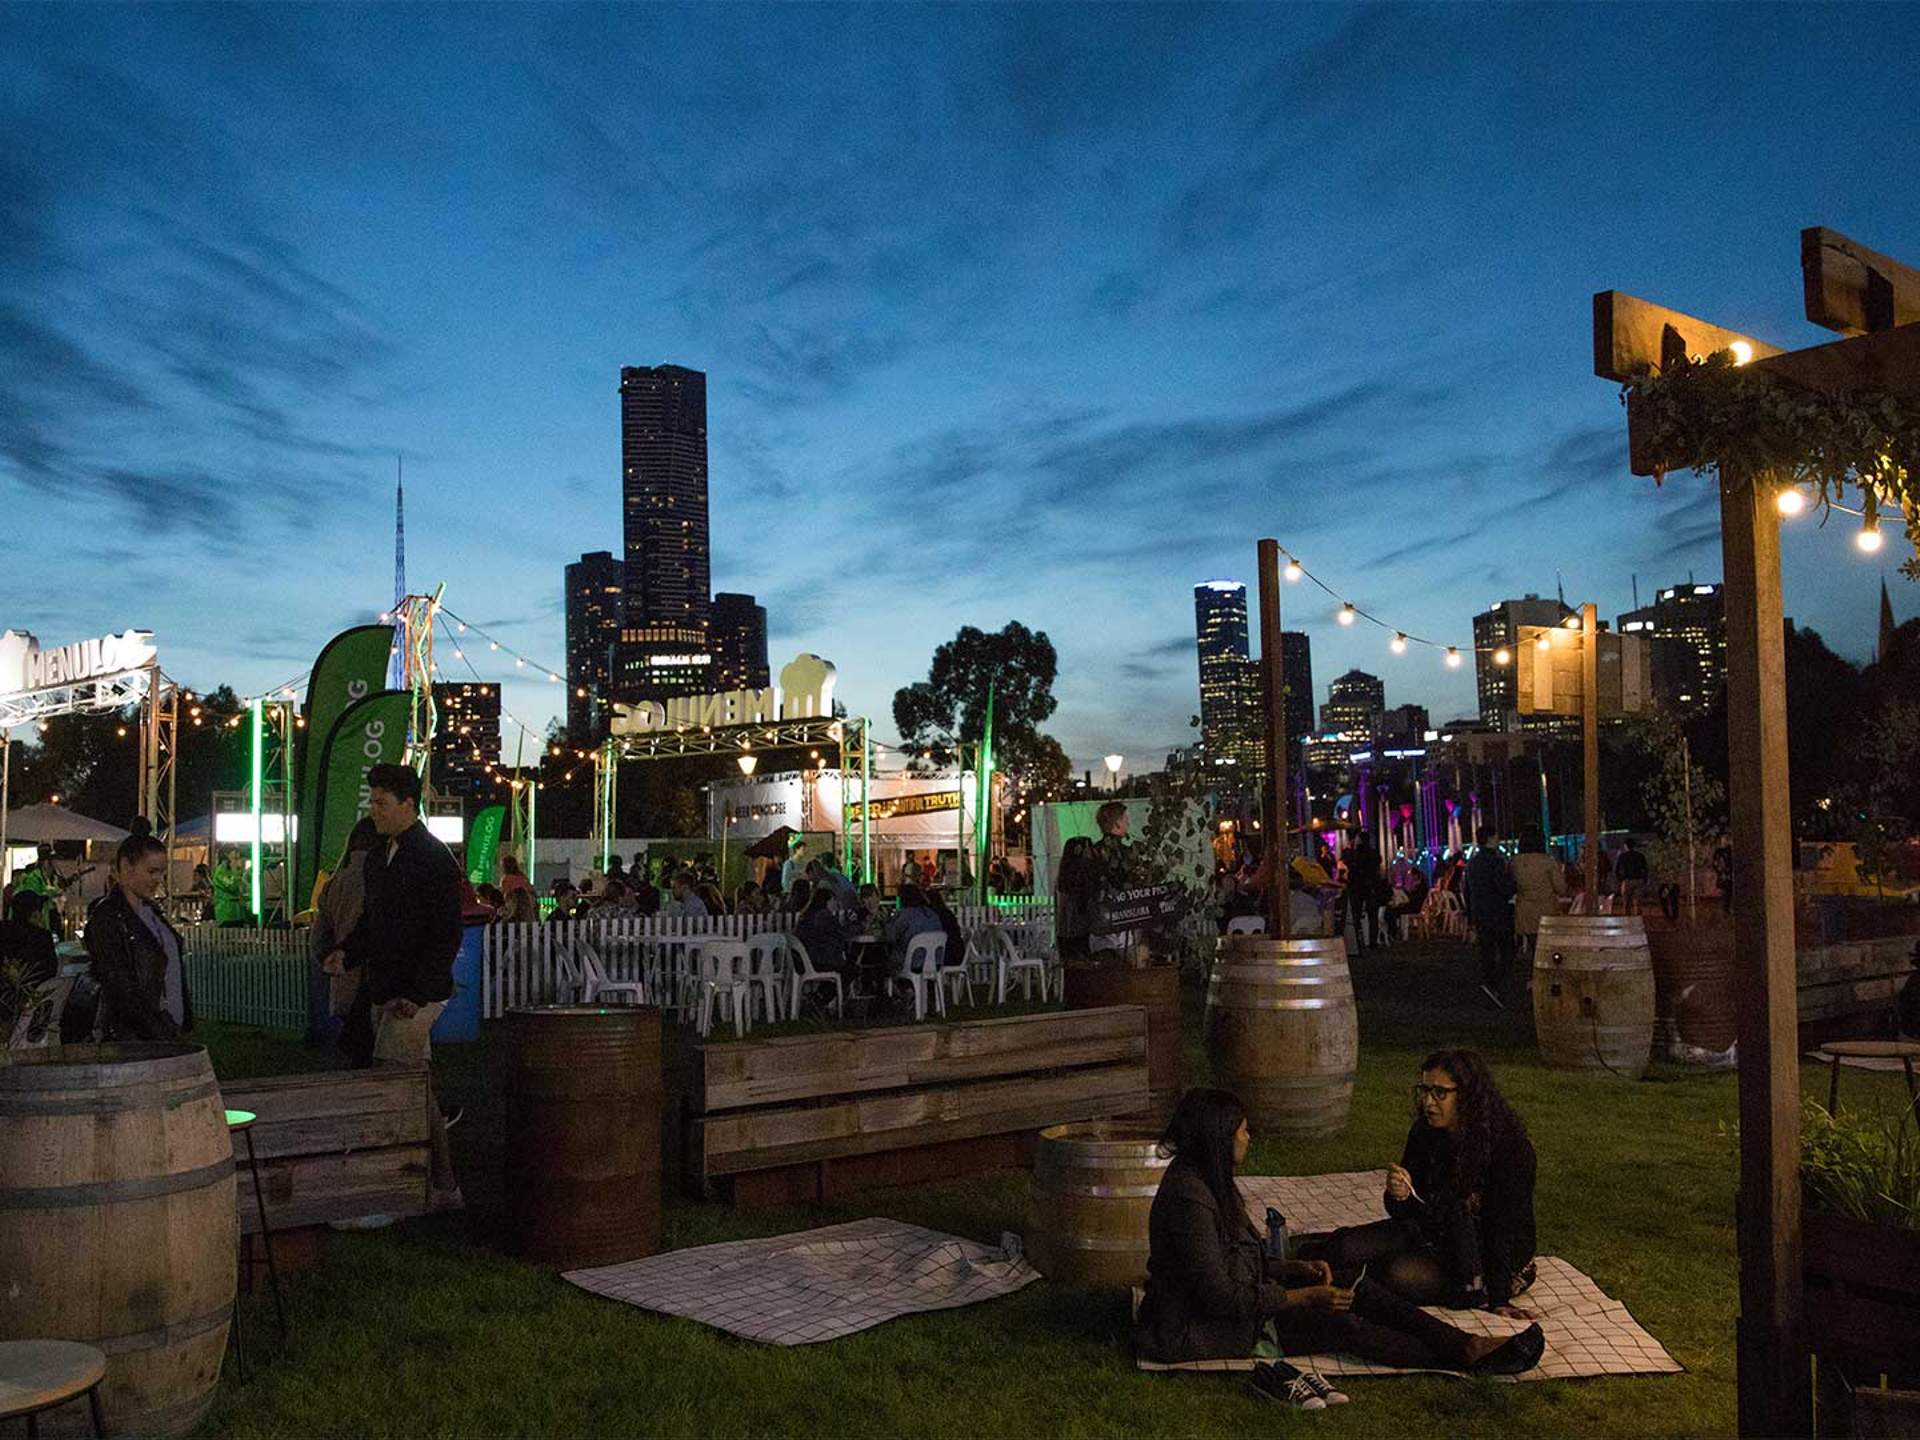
<box><xmin>1264</xmin><ymin>1206</ymin><xmax>1289</xmax><ymax>1262</ymax></box>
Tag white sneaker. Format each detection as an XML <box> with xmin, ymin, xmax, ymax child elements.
<box><xmin>1250</xmin><ymin>1362</ymin><xmax>1326</xmax><ymax>1410</ymax></box>
<box><xmin>1300</xmin><ymin>1371</ymin><xmax>1350</xmax><ymax>1405</ymax></box>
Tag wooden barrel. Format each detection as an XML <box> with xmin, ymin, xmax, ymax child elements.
<box><xmin>1205</xmin><ymin>935</ymin><xmax>1358</xmax><ymax>1137</ymax></box>
<box><xmin>1062</xmin><ymin>965</ymin><xmax>1185</xmax><ymax>1121</ymax></box>
<box><xmin>506</xmin><ymin>1005</ymin><xmax>663</xmax><ymax>1267</ymax></box>
<box><xmin>1023</xmin><ymin>1122</ymin><xmax>1169</xmax><ymax>1286</ymax></box>
<box><xmin>0</xmin><ymin>1044</ymin><xmax>236</xmax><ymax>1438</ymax></box>
<box><xmin>1646</xmin><ymin>921</ymin><xmax>1738</xmax><ymax>1055</ymax></box>
<box><xmin>1533</xmin><ymin>915</ymin><xmax>1656</xmax><ymax>1078</ymax></box>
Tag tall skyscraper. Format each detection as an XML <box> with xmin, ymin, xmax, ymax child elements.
<box><xmin>712</xmin><ymin>592</ymin><xmax>770</xmax><ymax>691</ymax></box>
<box><xmin>430</xmin><ymin>682</ymin><xmax>500</xmax><ymax>798</ymax></box>
<box><xmin>1616</xmin><ymin>581</ymin><xmax>1726</xmax><ymax>713</ymax></box>
<box><xmin>1280</xmin><ymin>631</ymin><xmax>1314</xmax><ymax>768</ymax></box>
<box><xmin>1319</xmin><ymin>669</ymin><xmax>1386</xmax><ymax>734</ymax></box>
<box><xmin>1193</xmin><ymin>581</ymin><xmax>1251</xmax><ymax>763</ymax></box>
<box><xmin>1473</xmin><ymin>594</ymin><xmax>1572</xmax><ymax>730</ymax></box>
<box><xmin>618</xmin><ymin>364</ymin><xmax>713</xmax><ymax>699</ymax></box>
<box><xmin>565</xmin><ymin>550</ymin><xmax>624</xmax><ymax>737</ymax></box>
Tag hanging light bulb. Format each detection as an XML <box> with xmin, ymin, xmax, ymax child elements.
<box><xmin>1856</xmin><ymin>518</ymin><xmax>1884</xmax><ymax>553</ymax></box>
<box><xmin>1493</xmin><ymin>647</ymin><xmax>1512</xmax><ymax>666</ymax></box>
<box><xmin>1775</xmin><ymin>487</ymin><xmax>1807</xmax><ymax>517</ymax></box>
<box><xmin>1445</xmin><ymin>647</ymin><xmax>1463</xmax><ymax>669</ymax></box>
<box><xmin>1283</xmin><ymin>557</ymin><xmax>1302</xmax><ymax>583</ymax></box>
<box><xmin>1537</xmin><ymin>633</ymin><xmax>1553</xmax><ymax>651</ymax></box>
<box><xmin>1337</xmin><ymin>603</ymin><xmax>1357</xmax><ymax>626</ymax></box>
<box><xmin>1389</xmin><ymin>633</ymin><xmax>1407</xmax><ymax>654</ymax></box>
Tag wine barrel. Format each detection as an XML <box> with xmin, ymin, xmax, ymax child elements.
<box><xmin>1646</xmin><ymin>921</ymin><xmax>1738</xmax><ymax>1056</ymax></box>
<box><xmin>1023</xmin><ymin>1122</ymin><xmax>1169</xmax><ymax>1286</ymax></box>
<box><xmin>1062</xmin><ymin>965</ymin><xmax>1184</xmax><ymax>1120</ymax></box>
<box><xmin>1533</xmin><ymin>915</ymin><xmax>1656</xmax><ymax>1078</ymax></box>
<box><xmin>0</xmin><ymin>1044</ymin><xmax>236</xmax><ymax>1439</ymax></box>
<box><xmin>1205</xmin><ymin>935</ymin><xmax>1358</xmax><ymax>1137</ymax></box>
<box><xmin>506</xmin><ymin>1005</ymin><xmax>663</xmax><ymax>1267</ymax></box>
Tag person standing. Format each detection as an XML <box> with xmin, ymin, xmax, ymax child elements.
<box><xmin>86</xmin><ymin>825</ymin><xmax>191</xmax><ymax>1041</ymax></box>
<box><xmin>1344</xmin><ymin>840</ymin><xmax>1382</xmax><ymax>954</ymax></box>
<box><xmin>1088</xmin><ymin>801</ymin><xmax>1143</xmax><ymax>963</ymax></box>
<box><xmin>1054</xmin><ymin>835</ymin><xmax>1096</xmax><ymax>962</ymax></box>
<box><xmin>1463</xmin><ymin>828</ymin><xmax>1518</xmax><ymax>1008</ymax></box>
<box><xmin>16</xmin><ymin>845</ymin><xmax>69</xmax><ymax>935</ymax></box>
<box><xmin>212</xmin><ymin>849</ymin><xmax>251</xmax><ymax>926</ymax></box>
<box><xmin>1509</xmin><ymin>825</ymin><xmax>1567</xmax><ymax>958</ymax></box>
<box><xmin>1613</xmin><ymin>838</ymin><xmax>1649</xmax><ymax>915</ymax></box>
<box><xmin>334</xmin><ymin>765</ymin><xmax>463</xmax><ymax>1209</ymax></box>
<box><xmin>310</xmin><ymin>819</ymin><xmax>379</xmax><ymax>1054</ymax></box>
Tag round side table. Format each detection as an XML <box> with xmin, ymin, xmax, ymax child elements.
<box><xmin>0</xmin><ymin>1340</ymin><xmax>107</xmax><ymax>1438</ymax></box>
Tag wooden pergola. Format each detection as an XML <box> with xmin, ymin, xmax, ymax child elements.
<box><xmin>1591</xmin><ymin>227</ymin><xmax>1919</xmax><ymax>1436</ymax></box>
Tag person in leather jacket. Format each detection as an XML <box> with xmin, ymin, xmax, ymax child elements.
<box><xmin>85</xmin><ymin>824</ymin><xmax>192</xmax><ymax>1041</ymax></box>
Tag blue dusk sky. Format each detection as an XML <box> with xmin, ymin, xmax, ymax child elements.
<box><xmin>4</xmin><ymin>3</ymin><xmax>1915</xmax><ymax>771</ymax></box>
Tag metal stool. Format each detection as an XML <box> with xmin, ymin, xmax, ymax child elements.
<box><xmin>0</xmin><ymin>1340</ymin><xmax>106</xmax><ymax>1438</ymax></box>
<box><xmin>1817</xmin><ymin>1039</ymin><xmax>1920</xmax><ymax>1123</ymax></box>
<box><xmin>225</xmin><ymin>1108</ymin><xmax>287</xmax><ymax>1380</ymax></box>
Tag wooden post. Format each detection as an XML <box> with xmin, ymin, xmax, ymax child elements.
<box><xmin>1720</xmin><ymin>467</ymin><xmax>1809</xmax><ymax>1438</ymax></box>
<box><xmin>1581</xmin><ymin>601</ymin><xmax>1600</xmax><ymax>899</ymax></box>
<box><xmin>1257</xmin><ymin>540</ymin><xmax>1292</xmax><ymax>935</ymax></box>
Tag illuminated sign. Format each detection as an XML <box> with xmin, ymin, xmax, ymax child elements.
<box><xmin>0</xmin><ymin>628</ymin><xmax>156</xmax><ymax>696</ymax></box>
<box><xmin>846</xmin><ymin>789</ymin><xmax>961</xmax><ymax>825</ymax></box>
<box><xmin>612</xmin><ymin>653</ymin><xmax>837</xmax><ymax>735</ymax></box>
<box><xmin>647</xmin><ymin>654</ymin><xmax>713</xmax><ymax>667</ymax></box>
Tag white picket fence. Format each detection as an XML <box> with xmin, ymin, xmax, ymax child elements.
<box><xmin>479</xmin><ymin>902</ymin><xmax>1056</xmax><ymax>1018</ymax></box>
<box><xmin>180</xmin><ymin>925</ymin><xmax>312</xmax><ymax>1030</ymax></box>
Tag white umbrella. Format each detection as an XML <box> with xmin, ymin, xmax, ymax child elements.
<box><xmin>3</xmin><ymin>803</ymin><xmax>131</xmax><ymax>845</ymax></box>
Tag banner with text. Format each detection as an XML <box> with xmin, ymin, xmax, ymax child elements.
<box><xmin>307</xmin><ymin>689</ymin><xmax>411</xmax><ymax>907</ymax></box>
<box><xmin>466</xmin><ymin>804</ymin><xmax>506</xmax><ymax>886</ymax></box>
<box><xmin>296</xmin><ymin>625</ymin><xmax>398</xmax><ymax>904</ymax></box>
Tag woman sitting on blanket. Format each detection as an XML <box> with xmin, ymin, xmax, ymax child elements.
<box><xmin>1302</xmin><ymin>1048</ymin><xmax>1539</xmax><ymax>1318</ymax></box>
<box><xmin>1133</xmin><ymin>1088</ymin><xmax>1543</xmax><ymax>1382</ymax></box>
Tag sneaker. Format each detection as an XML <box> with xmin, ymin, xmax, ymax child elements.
<box><xmin>1299</xmin><ymin>1371</ymin><xmax>1350</xmax><ymax>1406</ymax></box>
<box><xmin>429</xmin><ymin>1185</ymin><xmax>466</xmax><ymax>1213</ymax></box>
<box><xmin>441</xmin><ymin>1106</ymin><xmax>464</xmax><ymax>1131</ymax></box>
<box><xmin>1479</xmin><ymin>983</ymin><xmax>1507</xmax><ymax>1010</ymax></box>
<box><xmin>1250</xmin><ymin>1361</ymin><xmax>1326</xmax><ymax>1410</ymax></box>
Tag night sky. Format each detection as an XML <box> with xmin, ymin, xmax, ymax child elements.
<box><xmin>6</xmin><ymin>4</ymin><xmax>1915</xmax><ymax>771</ymax></box>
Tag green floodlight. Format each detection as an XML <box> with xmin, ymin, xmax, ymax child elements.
<box><xmin>249</xmin><ymin>696</ymin><xmax>265</xmax><ymax>921</ymax></box>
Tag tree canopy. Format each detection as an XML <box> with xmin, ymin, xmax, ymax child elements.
<box><xmin>892</xmin><ymin>621</ymin><xmax>1071</xmax><ymax>794</ymax></box>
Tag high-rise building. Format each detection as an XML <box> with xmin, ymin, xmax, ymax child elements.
<box><xmin>1280</xmin><ymin>631</ymin><xmax>1313</xmax><ymax>771</ymax></box>
<box><xmin>430</xmin><ymin>682</ymin><xmax>501</xmax><ymax>799</ymax></box>
<box><xmin>565</xmin><ymin>550</ymin><xmax>625</xmax><ymax>737</ymax></box>
<box><xmin>1319</xmin><ymin>669</ymin><xmax>1385</xmax><ymax>734</ymax></box>
<box><xmin>618</xmin><ymin>364</ymin><xmax>713</xmax><ymax>699</ymax></box>
<box><xmin>1616</xmin><ymin>581</ymin><xmax>1726</xmax><ymax>714</ymax></box>
<box><xmin>1473</xmin><ymin>594</ymin><xmax>1573</xmax><ymax>729</ymax></box>
<box><xmin>1377</xmin><ymin>703</ymin><xmax>1430</xmax><ymax>741</ymax></box>
<box><xmin>712</xmin><ymin>592</ymin><xmax>770</xmax><ymax>692</ymax></box>
<box><xmin>1194</xmin><ymin>581</ymin><xmax>1249</xmax><ymax>753</ymax></box>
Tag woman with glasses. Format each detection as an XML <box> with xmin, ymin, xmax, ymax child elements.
<box><xmin>1302</xmin><ymin>1048</ymin><xmax>1539</xmax><ymax>1318</ymax></box>
<box><xmin>1134</xmin><ymin>1088</ymin><xmax>1543</xmax><ymax>1403</ymax></box>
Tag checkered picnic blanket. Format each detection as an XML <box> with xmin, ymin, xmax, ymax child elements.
<box><xmin>563</xmin><ymin>1218</ymin><xmax>1040</xmax><ymax>1346</ymax></box>
<box><xmin>1136</xmin><ymin>1170</ymin><xmax>1682</xmax><ymax>1383</ymax></box>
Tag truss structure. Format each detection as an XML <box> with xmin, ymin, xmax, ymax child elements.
<box><xmin>0</xmin><ymin>666</ymin><xmax>152</xmax><ymax>729</ymax></box>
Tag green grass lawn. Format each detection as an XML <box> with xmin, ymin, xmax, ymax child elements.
<box><xmin>196</xmin><ymin>941</ymin><xmax>1913</xmax><ymax>1439</ymax></box>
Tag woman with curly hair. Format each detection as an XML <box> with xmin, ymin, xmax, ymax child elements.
<box><xmin>1303</xmin><ymin>1048</ymin><xmax>1539</xmax><ymax>1317</ymax></box>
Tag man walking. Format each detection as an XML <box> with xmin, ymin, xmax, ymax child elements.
<box><xmin>336</xmin><ymin>764</ymin><xmax>464</xmax><ymax>1209</ymax></box>
<box><xmin>1463</xmin><ymin>828</ymin><xmax>1518</xmax><ymax>1008</ymax></box>
<box><xmin>1613</xmin><ymin>838</ymin><xmax>1649</xmax><ymax>915</ymax></box>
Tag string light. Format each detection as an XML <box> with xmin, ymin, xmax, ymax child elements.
<box><xmin>1337</xmin><ymin>603</ymin><xmax>1357</xmax><ymax>626</ymax></box>
<box><xmin>1445</xmin><ymin>648</ymin><xmax>1463</xmax><ymax>669</ymax></box>
<box><xmin>1536</xmin><ymin>633</ymin><xmax>1552</xmax><ymax>651</ymax></box>
<box><xmin>1283</xmin><ymin>558</ymin><xmax>1302</xmax><ymax>583</ymax></box>
<box><xmin>1857</xmin><ymin>519</ymin><xmax>1885</xmax><ymax>553</ymax></box>
<box><xmin>1493</xmin><ymin>647</ymin><xmax>1512</xmax><ymax>667</ymax></box>
<box><xmin>1776</xmin><ymin>487</ymin><xmax>1807</xmax><ymax>517</ymax></box>
<box><xmin>1389</xmin><ymin>633</ymin><xmax>1407</xmax><ymax>654</ymax></box>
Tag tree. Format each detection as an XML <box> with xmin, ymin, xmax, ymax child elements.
<box><xmin>892</xmin><ymin>622</ymin><xmax>1071</xmax><ymax>792</ymax></box>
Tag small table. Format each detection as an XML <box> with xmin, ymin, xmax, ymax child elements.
<box><xmin>226</xmin><ymin>1108</ymin><xmax>287</xmax><ymax>1379</ymax></box>
<box><xmin>0</xmin><ymin>1340</ymin><xmax>106</xmax><ymax>1438</ymax></box>
<box><xmin>1816</xmin><ymin>1039</ymin><xmax>1920</xmax><ymax>1121</ymax></box>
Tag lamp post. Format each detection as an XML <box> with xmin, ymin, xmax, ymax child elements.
<box><xmin>1104</xmin><ymin>753</ymin><xmax>1123</xmax><ymax>793</ymax></box>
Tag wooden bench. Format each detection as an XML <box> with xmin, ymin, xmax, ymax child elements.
<box><xmin>1797</xmin><ymin>937</ymin><xmax>1918</xmax><ymax>1047</ymax></box>
<box><xmin>218</xmin><ymin>1067</ymin><xmax>432</xmax><ymax>1233</ymax></box>
<box><xmin>689</xmin><ymin>1006</ymin><xmax>1149</xmax><ymax>1207</ymax></box>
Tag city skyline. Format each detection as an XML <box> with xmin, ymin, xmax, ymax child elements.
<box><xmin>3</xmin><ymin>6</ymin><xmax>1914</xmax><ymax>774</ymax></box>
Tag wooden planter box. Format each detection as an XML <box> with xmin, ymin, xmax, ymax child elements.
<box><xmin>1803</xmin><ymin>1211</ymin><xmax>1920</xmax><ymax>1386</ymax></box>
<box><xmin>688</xmin><ymin>1006</ymin><xmax>1148</xmax><ymax>1207</ymax></box>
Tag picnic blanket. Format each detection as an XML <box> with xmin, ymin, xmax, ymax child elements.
<box><xmin>1136</xmin><ymin>1170</ymin><xmax>1682</xmax><ymax>1383</ymax></box>
<box><xmin>563</xmin><ymin>1218</ymin><xmax>1040</xmax><ymax>1345</ymax></box>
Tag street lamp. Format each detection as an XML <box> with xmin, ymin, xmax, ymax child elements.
<box><xmin>1104</xmin><ymin>753</ymin><xmax>1123</xmax><ymax>792</ymax></box>
<box><xmin>737</xmin><ymin>753</ymin><xmax>757</xmax><ymax>776</ymax></box>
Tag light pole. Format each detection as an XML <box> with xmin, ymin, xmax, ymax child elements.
<box><xmin>1103</xmin><ymin>753</ymin><xmax>1123</xmax><ymax>793</ymax></box>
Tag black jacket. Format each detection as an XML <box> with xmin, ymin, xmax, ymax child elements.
<box><xmin>1385</xmin><ymin>1119</ymin><xmax>1537</xmax><ymax>1306</ymax></box>
<box><xmin>1134</xmin><ymin>1160</ymin><xmax>1290</xmax><ymax>1363</ymax></box>
<box><xmin>344</xmin><ymin>821</ymin><xmax>463</xmax><ymax>1005</ymax></box>
<box><xmin>85</xmin><ymin>889</ymin><xmax>192</xmax><ymax>1041</ymax></box>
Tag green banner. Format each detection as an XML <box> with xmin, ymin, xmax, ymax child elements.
<box><xmin>296</xmin><ymin>625</ymin><xmax>397</xmax><ymax>905</ymax></box>
<box><xmin>308</xmin><ymin>690</ymin><xmax>412</xmax><ymax>901</ymax></box>
<box><xmin>466</xmin><ymin>804</ymin><xmax>506</xmax><ymax>885</ymax></box>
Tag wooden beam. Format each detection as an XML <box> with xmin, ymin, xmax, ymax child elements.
<box><xmin>1593</xmin><ymin>290</ymin><xmax>1783</xmax><ymax>381</ymax></box>
<box><xmin>1581</xmin><ymin>603</ymin><xmax>1599</xmax><ymax>900</ymax></box>
<box><xmin>1257</xmin><ymin>539</ymin><xmax>1291</xmax><ymax>932</ymax></box>
<box><xmin>1755</xmin><ymin>318</ymin><xmax>1920</xmax><ymax>400</ymax></box>
<box><xmin>1801</xmin><ymin>226</ymin><xmax>1920</xmax><ymax>335</ymax></box>
<box><xmin>1719</xmin><ymin>467</ymin><xmax>1810</xmax><ymax>1438</ymax></box>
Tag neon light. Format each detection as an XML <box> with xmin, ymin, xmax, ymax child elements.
<box><xmin>249</xmin><ymin>697</ymin><xmax>264</xmax><ymax>921</ymax></box>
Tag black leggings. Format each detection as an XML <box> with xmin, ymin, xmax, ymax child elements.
<box><xmin>1273</xmin><ymin>1276</ymin><xmax>1473</xmax><ymax>1369</ymax></box>
<box><xmin>1297</xmin><ymin>1215</ymin><xmax>1472</xmax><ymax>1306</ymax></box>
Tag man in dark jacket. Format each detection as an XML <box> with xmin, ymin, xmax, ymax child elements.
<box><xmin>1463</xmin><ymin>828</ymin><xmax>1518</xmax><ymax>1007</ymax></box>
<box><xmin>336</xmin><ymin>764</ymin><xmax>463</xmax><ymax>1206</ymax></box>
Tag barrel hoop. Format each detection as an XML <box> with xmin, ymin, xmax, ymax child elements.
<box><xmin>1229</xmin><ymin>1072</ymin><xmax>1359</xmax><ymax>1089</ymax></box>
<box><xmin>1038</xmin><ymin>1181</ymin><xmax>1163</xmax><ymax>1199</ymax></box>
<box><xmin>0</xmin><ymin>1155</ymin><xmax>233</xmax><ymax>1209</ymax></box>
<box><xmin>0</xmin><ymin>1078</ymin><xmax>222</xmax><ymax>1116</ymax></box>
<box><xmin>1208</xmin><ymin>997</ymin><xmax>1346</xmax><ymax>1011</ymax></box>
<box><xmin>94</xmin><ymin>1301</ymin><xmax>233</xmax><ymax>1357</ymax></box>
<box><xmin>1038</xmin><ymin>1151</ymin><xmax>1168</xmax><ymax>1169</ymax></box>
<box><xmin>0</xmin><ymin>1049</ymin><xmax>211</xmax><ymax>1090</ymax></box>
<box><xmin>1036</xmin><ymin>1233</ymin><xmax>1151</xmax><ymax>1252</ymax></box>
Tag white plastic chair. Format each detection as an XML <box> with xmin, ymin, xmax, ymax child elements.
<box><xmin>782</xmin><ymin>931</ymin><xmax>843</xmax><ymax>1019</ymax></box>
<box><xmin>982</xmin><ymin>926</ymin><xmax>1050</xmax><ymax>1004</ymax></box>
<box><xmin>576</xmin><ymin>941</ymin><xmax>648</xmax><ymax>1007</ymax></box>
<box><xmin>690</xmin><ymin>939</ymin><xmax>753</xmax><ymax>1038</ymax></box>
<box><xmin>1225</xmin><ymin>915</ymin><xmax>1267</xmax><ymax>936</ymax></box>
<box><xmin>895</xmin><ymin>932</ymin><xmax>948</xmax><ymax>1021</ymax></box>
<box><xmin>935</xmin><ymin>930</ymin><xmax>974</xmax><ymax>1010</ymax></box>
<box><xmin>744</xmin><ymin>931</ymin><xmax>792</xmax><ymax>1023</ymax></box>
<box><xmin>553</xmin><ymin>944</ymin><xmax>586</xmax><ymax>1004</ymax></box>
